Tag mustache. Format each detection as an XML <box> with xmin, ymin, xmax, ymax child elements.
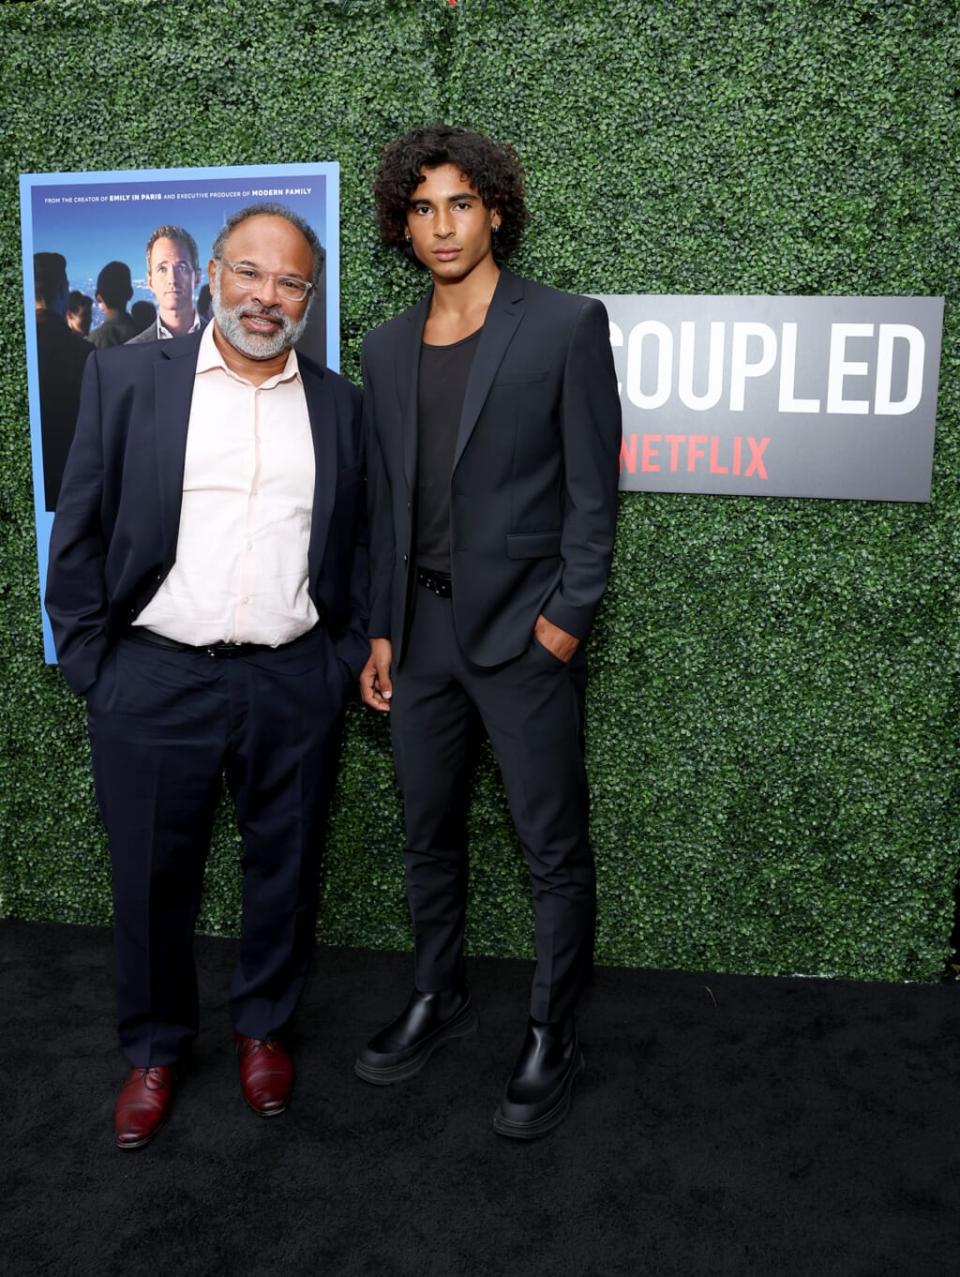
<box><xmin>237</xmin><ymin>302</ymin><xmax>285</xmax><ymax>322</ymax></box>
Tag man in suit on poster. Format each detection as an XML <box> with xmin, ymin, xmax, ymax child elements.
<box><xmin>126</xmin><ymin>223</ymin><xmax>206</xmax><ymax>343</ymax></box>
<box><xmin>46</xmin><ymin>203</ymin><xmax>367</xmax><ymax>1149</ymax></box>
<box><xmin>356</xmin><ymin>125</ymin><xmax>621</xmax><ymax>1138</ymax></box>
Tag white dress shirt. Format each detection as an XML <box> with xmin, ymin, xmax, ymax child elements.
<box><xmin>135</xmin><ymin>321</ymin><xmax>318</xmax><ymax>646</ymax></box>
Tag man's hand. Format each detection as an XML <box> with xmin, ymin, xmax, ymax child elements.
<box><xmin>533</xmin><ymin>614</ymin><xmax>579</xmax><ymax>663</ymax></box>
<box><xmin>360</xmin><ymin>638</ymin><xmax>393</xmax><ymax>712</ymax></box>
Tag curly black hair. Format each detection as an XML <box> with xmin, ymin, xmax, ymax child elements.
<box><xmin>374</xmin><ymin>125</ymin><xmax>528</xmax><ymax>266</ymax></box>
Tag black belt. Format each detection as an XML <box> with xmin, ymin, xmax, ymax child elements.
<box><xmin>128</xmin><ymin>627</ymin><xmax>316</xmax><ymax>658</ymax></box>
<box><xmin>416</xmin><ymin>567</ymin><xmax>452</xmax><ymax>598</ymax></box>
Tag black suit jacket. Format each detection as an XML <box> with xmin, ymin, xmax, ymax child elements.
<box><xmin>46</xmin><ymin>331</ymin><xmax>367</xmax><ymax>696</ymax></box>
<box><xmin>363</xmin><ymin>267</ymin><xmax>621</xmax><ymax>666</ymax></box>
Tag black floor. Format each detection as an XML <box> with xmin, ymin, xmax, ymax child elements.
<box><xmin>2</xmin><ymin>919</ymin><xmax>959</xmax><ymax>1276</ymax></box>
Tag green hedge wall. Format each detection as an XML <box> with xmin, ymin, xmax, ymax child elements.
<box><xmin>2</xmin><ymin>0</ymin><xmax>958</xmax><ymax>981</ymax></box>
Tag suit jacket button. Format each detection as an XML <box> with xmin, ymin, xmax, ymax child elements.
<box><xmin>402</xmin><ymin>554</ymin><xmax>408</xmax><ymax>564</ymax></box>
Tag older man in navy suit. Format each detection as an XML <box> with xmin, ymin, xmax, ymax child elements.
<box><xmin>46</xmin><ymin>203</ymin><xmax>366</xmax><ymax>1149</ymax></box>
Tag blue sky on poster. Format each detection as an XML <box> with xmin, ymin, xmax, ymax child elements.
<box><xmin>31</xmin><ymin>173</ymin><xmax>327</xmax><ymax>302</ymax></box>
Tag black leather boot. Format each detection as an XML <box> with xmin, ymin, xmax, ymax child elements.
<box><xmin>354</xmin><ymin>988</ymin><xmax>477</xmax><ymax>1084</ymax></box>
<box><xmin>492</xmin><ymin>1017</ymin><xmax>584</xmax><ymax>1139</ymax></box>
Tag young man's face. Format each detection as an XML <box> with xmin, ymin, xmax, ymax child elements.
<box><xmin>405</xmin><ymin>164</ymin><xmax>501</xmax><ymax>282</ymax></box>
<box><xmin>147</xmin><ymin>236</ymin><xmax>200</xmax><ymax>322</ymax></box>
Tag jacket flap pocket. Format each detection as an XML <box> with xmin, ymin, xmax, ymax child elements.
<box><xmin>493</xmin><ymin>368</ymin><xmax>548</xmax><ymax>385</ymax></box>
<box><xmin>506</xmin><ymin>530</ymin><xmax>561</xmax><ymax>559</ymax></box>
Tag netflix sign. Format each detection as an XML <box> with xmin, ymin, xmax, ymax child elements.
<box><xmin>595</xmin><ymin>295</ymin><xmax>944</xmax><ymax>501</ymax></box>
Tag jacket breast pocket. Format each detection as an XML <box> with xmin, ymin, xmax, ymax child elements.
<box><xmin>492</xmin><ymin>367</ymin><xmax>549</xmax><ymax>386</ymax></box>
<box><xmin>506</xmin><ymin>531</ymin><xmax>561</xmax><ymax>558</ymax></box>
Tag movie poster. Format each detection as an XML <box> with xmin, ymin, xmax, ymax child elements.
<box><xmin>19</xmin><ymin>161</ymin><xmax>340</xmax><ymax>662</ymax></box>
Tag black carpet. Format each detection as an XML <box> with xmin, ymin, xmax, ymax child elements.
<box><xmin>2</xmin><ymin>919</ymin><xmax>958</xmax><ymax>1276</ymax></box>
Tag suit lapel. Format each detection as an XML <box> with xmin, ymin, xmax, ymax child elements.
<box><xmin>303</xmin><ymin>360</ymin><xmax>337</xmax><ymax>573</ymax></box>
<box><xmin>397</xmin><ymin>291</ymin><xmax>431</xmax><ymax>490</ymax></box>
<box><xmin>155</xmin><ymin>339</ymin><xmax>200</xmax><ymax>560</ymax></box>
<box><xmin>452</xmin><ymin>268</ymin><xmax>526</xmax><ymax>473</ymax></box>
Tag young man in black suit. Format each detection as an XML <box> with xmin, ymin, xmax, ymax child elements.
<box><xmin>356</xmin><ymin>126</ymin><xmax>621</xmax><ymax>1138</ymax></box>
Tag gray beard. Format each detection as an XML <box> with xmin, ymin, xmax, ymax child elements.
<box><xmin>211</xmin><ymin>268</ymin><xmax>309</xmax><ymax>360</ymax></box>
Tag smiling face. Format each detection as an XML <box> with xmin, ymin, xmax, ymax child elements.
<box><xmin>209</xmin><ymin>214</ymin><xmax>313</xmax><ymax>362</ymax></box>
<box><xmin>147</xmin><ymin>236</ymin><xmax>199</xmax><ymax>322</ymax></box>
<box><xmin>405</xmin><ymin>164</ymin><xmax>501</xmax><ymax>283</ymax></box>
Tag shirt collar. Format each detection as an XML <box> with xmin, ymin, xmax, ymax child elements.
<box><xmin>197</xmin><ymin>318</ymin><xmax>301</xmax><ymax>387</ymax></box>
<box><xmin>158</xmin><ymin>310</ymin><xmax>202</xmax><ymax>340</ymax></box>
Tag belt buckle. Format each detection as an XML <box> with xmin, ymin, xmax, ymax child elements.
<box><xmin>418</xmin><ymin>567</ymin><xmax>451</xmax><ymax>597</ymax></box>
<box><xmin>205</xmin><ymin>642</ymin><xmax>243</xmax><ymax>658</ymax></box>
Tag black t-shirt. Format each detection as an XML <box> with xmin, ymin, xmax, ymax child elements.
<box><xmin>416</xmin><ymin>327</ymin><xmax>483</xmax><ymax>573</ymax></box>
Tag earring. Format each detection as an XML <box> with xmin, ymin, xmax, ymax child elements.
<box><xmin>492</xmin><ymin>224</ymin><xmax>501</xmax><ymax>235</ymax></box>
<box><xmin>404</xmin><ymin>233</ymin><xmax>412</xmax><ymax>243</ymax></box>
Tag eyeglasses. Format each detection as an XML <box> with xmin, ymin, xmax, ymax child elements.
<box><xmin>220</xmin><ymin>258</ymin><xmax>314</xmax><ymax>303</ymax></box>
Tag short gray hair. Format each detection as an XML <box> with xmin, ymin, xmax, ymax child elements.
<box><xmin>211</xmin><ymin>202</ymin><xmax>325</xmax><ymax>287</ymax></box>
<box><xmin>146</xmin><ymin>224</ymin><xmax>200</xmax><ymax>272</ymax></box>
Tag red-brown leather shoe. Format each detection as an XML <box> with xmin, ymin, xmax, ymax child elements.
<box><xmin>114</xmin><ymin>1065</ymin><xmax>176</xmax><ymax>1150</ymax></box>
<box><xmin>235</xmin><ymin>1034</ymin><xmax>293</xmax><ymax>1116</ymax></box>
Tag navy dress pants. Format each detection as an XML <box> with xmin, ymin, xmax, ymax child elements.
<box><xmin>390</xmin><ymin>586</ymin><xmax>596</xmax><ymax>1025</ymax></box>
<box><xmin>86</xmin><ymin>628</ymin><xmax>348</xmax><ymax>1067</ymax></box>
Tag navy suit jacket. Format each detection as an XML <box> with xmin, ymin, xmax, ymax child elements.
<box><xmin>46</xmin><ymin>331</ymin><xmax>367</xmax><ymax>696</ymax></box>
<box><xmin>363</xmin><ymin>267</ymin><xmax>621</xmax><ymax>666</ymax></box>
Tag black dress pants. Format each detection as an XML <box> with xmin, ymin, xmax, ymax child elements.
<box><xmin>86</xmin><ymin>629</ymin><xmax>348</xmax><ymax>1067</ymax></box>
<box><xmin>390</xmin><ymin>586</ymin><xmax>596</xmax><ymax>1025</ymax></box>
